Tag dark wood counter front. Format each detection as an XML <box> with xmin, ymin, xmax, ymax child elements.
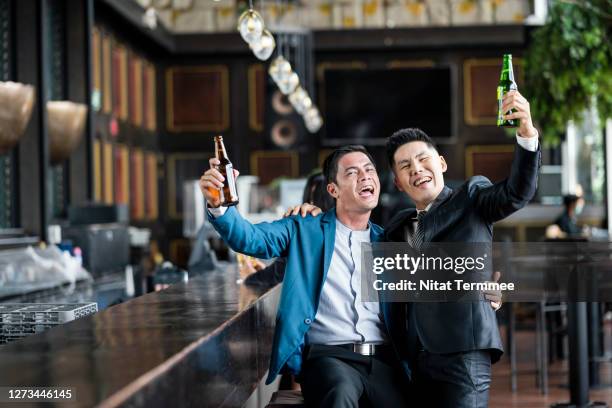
<box><xmin>0</xmin><ymin>264</ymin><xmax>280</xmax><ymax>407</ymax></box>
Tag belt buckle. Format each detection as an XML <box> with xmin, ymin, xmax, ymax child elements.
<box><xmin>353</xmin><ymin>343</ymin><xmax>374</xmax><ymax>356</ymax></box>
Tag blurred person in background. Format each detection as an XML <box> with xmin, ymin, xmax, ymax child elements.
<box><xmin>546</xmin><ymin>193</ymin><xmax>592</xmax><ymax>239</ymax></box>
<box><xmin>554</xmin><ymin>193</ymin><xmax>584</xmax><ymax>236</ymax></box>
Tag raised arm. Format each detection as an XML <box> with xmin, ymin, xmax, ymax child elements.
<box><xmin>200</xmin><ymin>158</ymin><xmax>295</xmax><ymax>259</ymax></box>
<box><xmin>473</xmin><ymin>90</ymin><xmax>541</xmax><ymax>223</ymax></box>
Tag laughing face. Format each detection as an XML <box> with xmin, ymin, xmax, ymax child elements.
<box><xmin>328</xmin><ymin>152</ymin><xmax>380</xmax><ymax>213</ymax></box>
<box><xmin>392</xmin><ymin>141</ymin><xmax>447</xmax><ymax>210</ymax></box>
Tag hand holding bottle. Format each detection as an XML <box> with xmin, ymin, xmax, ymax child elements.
<box><xmin>199</xmin><ymin>135</ymin><xmax>240</xmax><ymax>208</ymax></box>
<box><xmin>501</xmin><ymin>90</ymin><xmax>537</xmax><ymax>138</ymax></box>
<box><xmin>200</xmin><ymin>157</ymin><xmax>240</xmax><ymax>208</ymax></box>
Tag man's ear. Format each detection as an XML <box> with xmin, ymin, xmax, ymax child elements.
<box><xmin>439</xmin><ymin>155</ymin><xmax>448</xmax><ymax>173</ymax></box>
<box><xmin>327</xmin><ymin>183</ymin><xmax>338</xmax><ymax>199</ymax></box>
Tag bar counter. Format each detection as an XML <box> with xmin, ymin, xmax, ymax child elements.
<box><xmin>0</xmin><ymin>264</ymin><xmax>280</xmax><ymax>407</ymax></box>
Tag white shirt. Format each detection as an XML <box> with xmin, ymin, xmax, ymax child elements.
<box><xmin>305</xmin><ymin>220</ymin><xmax>386</xmax><ymax>345</ymax></box>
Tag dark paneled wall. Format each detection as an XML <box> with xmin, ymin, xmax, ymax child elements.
<box><xmin>91</xmin><ymin>6</ymin><xmax>165</xmax><ymax>258</ymax></box>
<box><xmin>94</xmin><ymin>20</ymin><xmax>537</xmax><ymax>263</ymax></box>
<box><xmin>159</xmin><ymin>48</ymin><xmax>529</xmax><ymax>183</ymax></box>
<box><xmin>6</xmin><ymin>0</ymin><xmax>551</xmax><ymax>262</ymax></box>
<box><xmin>0</xmin><ymin>0</ymin><xmax>93</xmax><ymax>238</ymax></box>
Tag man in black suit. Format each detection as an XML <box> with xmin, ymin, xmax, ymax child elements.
<box><xmin>384</xmin><ymin>89</ymin><xmax>540</xmax><ymax>407</ymax></box>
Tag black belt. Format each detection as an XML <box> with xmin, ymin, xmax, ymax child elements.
<box><xmin>334</xmin><ymin>343</ymin><xmax>390</xmax><ymax>356</ymax></box>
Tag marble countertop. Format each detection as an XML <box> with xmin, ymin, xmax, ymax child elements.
<box><xmin>0</xmin><ymin>265</ymin><xmax>280</xmax><ymax>407</ymax></box>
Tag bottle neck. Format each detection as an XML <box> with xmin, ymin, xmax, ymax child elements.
<box><xmin>500</xmin><ymin>57</ymin><xmax>515</xmax><ymax>82</ymax></box>
<box><xmin>215</xmin><ymin>139</ymin><xmax>230</xmax><ymax>161</ymax></box>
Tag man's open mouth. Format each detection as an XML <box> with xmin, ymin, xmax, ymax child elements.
<box><xmin>358</xmin><ymin>185</ymin><xmax>375</xmax><ymax>197</ymax></box>
<box><xmin>413</xmin><ymin>176</ymin><xmax>432</xmax><ymax>188</ymax></box>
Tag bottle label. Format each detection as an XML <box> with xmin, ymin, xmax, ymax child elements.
<box><xmin>225</xmin><ymin>164</ymin><xmax>238</xmax><ymax>199</ymax></box>
<box><xmin>497</xmin><ymin>86</ymin><xmax>504</xmax><ymax>123</ymax></box>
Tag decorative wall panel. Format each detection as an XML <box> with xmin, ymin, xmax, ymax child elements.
<box><xmin>112</xmin><ymin>43</ymin><xmax>128</xmax><ymax>121</ymax></box>
<box><xmin>166</xmin><ymin>66</ymin><xmax>229</xmax><ymax>132</ymax></box>
<box><xmin>114</xmin><ymin>144</ymin><xmax>129</xmax><ymax>205</ymax></box>
<box><xmin>463</xmin><ymin>58</ymin><xmax>523</xmax><ymax>125</ymax></box>
<box><xmin>93</xmin><ymin>139</ymin><xmax>102</xmax><ymax>202</ymax></box>
<box><xmin>129</xmin><ymin>55</ymin><xmax>143</xmax><ymax>127</ymax></box>
<box><xmin>248</xmin><ymin>64</ymin><xmax>264</xmax><ymax>132</ymax></box>
<box><xmin>250</xmin><ymin>151</ymin><xmax>299</xmax><ymax>185</ymax></box>
<box><xmin>465</xmin><ymin>144</ymin><xmax>514</xmax><ymax>182</ymax></box>
<box><xmin>130</xmin><ymin>149</ymin><xmax>145</xmax><ymax>220</ymax></box>
<box><xmin>144</xmin><ymin>63</ymin><xmax>157</xmax><ymax>131</ymax></box>
<box><xmin>103</xmin><ymin>141</ymin><xmax>114</xmax><ymax>204</ymax></box>
<box><xmin>102</xmin><ymin>32</ymin><xmax>112</xmax><ymax>114</ymax></box>
<box><xmin>145</xmin><ymin>152</ymin><xmax>159</xmax><ymax>219</ymax></box>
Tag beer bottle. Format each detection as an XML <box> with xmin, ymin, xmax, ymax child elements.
<box><xmin>497</xmin><ymin>54</ymin><xmax>518</xmax><ymax>127</ymax></box>
<box><xmin>213</xmin><ymin>135</ymin><xmax>239</xmax><ymax>207</ymax></box>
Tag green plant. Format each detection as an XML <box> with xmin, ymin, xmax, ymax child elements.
<box><xmin>524</xmin><ymin>0</ymin><xmax>612</xmax><ymax>146</ymax></box>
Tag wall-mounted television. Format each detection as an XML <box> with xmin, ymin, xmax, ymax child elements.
<box><xmin>322</xmin><ymin>67</ymin><xmax>453</xmax><ymax>145</ymax></box>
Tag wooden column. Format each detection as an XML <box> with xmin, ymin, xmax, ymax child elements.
<box><xmin>14</xmin><ymin>0</ymin><xmax>50</xmax><ymax>240</ymax></box>
<box><xmin>66</xmin><ymin>0</ymin><xmax>94</xmax><ymax>204</ymax></box>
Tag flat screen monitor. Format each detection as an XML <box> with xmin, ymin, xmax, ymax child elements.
<box><xmin>323</xmin><ymin>67</ymin><xmax>453</xmax><ymax>145</ymax></box>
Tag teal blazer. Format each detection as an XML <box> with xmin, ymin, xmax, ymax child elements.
<box><xmin>208</xmin><ymin>206</ymin><xmax>388</xmax><ymax>384</ymax></box>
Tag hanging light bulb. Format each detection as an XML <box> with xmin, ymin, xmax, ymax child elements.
<box><xmin>304</xmin><ymin>106</ymin><xmax>323</xmax><ymax>133</ymax></box>
<box><xmin>305</xmin><ymin>114</ymin><xmax>323</xmax><ymax>133</ymax></box>
<box><xmin>268</xmin><ymin>56</ymin><xmax>292</xmax><ymax>83</ymax></box>
<box><xmin>277</xmin><ymin>72</ymin><xmax>299</xmax><ymax>95</ymax></box>
<box><xmin>288</xmin><ymin>86</ymin><xmax>306</xmax><ymax>113</ymax></box>
<box><xmin>250</xmin><ymin>29</ymin><xmax>276</xmax><ymax>61</ymax></box>
<box><xmin>303</xmin><ymin>106</ymin><xmax>322</xmax><ymax>133</ymax></box>
<box><xmin>142</xmin><ymin>7</ymin><xmax>158</xmax><ymax>29</ymax></box>
<box><xmin>300</xmin><ymin>95</ymin><xmax>312</xmax><ymax>112</ymax></box>
<box><xmin>237</xmin><ymin>9</ymin><xmax>264</xmax><ymax>44</ymax></box>
<box><xmin>289</xmin><ymin>86</ymin><xmax>312</xmax><ymax>114</ymax></box>
<box><xmin>304</xmin><ymin>106</ymin><xmax>320</xmax><ymax>122</ymax></box>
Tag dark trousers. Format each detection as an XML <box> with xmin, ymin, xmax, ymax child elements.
<box><xmin>299</xmin><ymin>344</ymin><xmax>408</xmax><ymax>408</ymax></box>
<box><xmin>412</xmin><ymin>349</ymin><xmax>492</xmax><ymax>408</ymax></box>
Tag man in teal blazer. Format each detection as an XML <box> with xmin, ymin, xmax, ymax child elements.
<box><xmin>200</xmin><ymin>146</ymin><xmax>407</xmax><ymax>407</ymax></box>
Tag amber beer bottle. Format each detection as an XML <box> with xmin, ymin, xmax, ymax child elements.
<box><xmin>213</xmin><ymin>135</ymin><xmax>239</xmax><ymax>206</ymax></box>
<box><xmin>497</xmin><ymin>54</ymin><xmax>518</xmax><ymax>127</ymax></box>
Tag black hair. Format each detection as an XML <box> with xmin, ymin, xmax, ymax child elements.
<box><xmin>386</xmin><ymin>128</ymin><xmax>438</xmax><ymax>168</ymax></box>
<box><xmin>563</xmin><ymin>194</ymin><xmax>580</xmax><ymax>208</ymax></box>
<box><xmin>302</xmin><ymin>172</ymin><xmax>335</xmax><ymax>212</ymax></box>
<box><xmin>322</xmin><ymin>145</ymin><xmax>375</xmax><ymax>185</ymax></box>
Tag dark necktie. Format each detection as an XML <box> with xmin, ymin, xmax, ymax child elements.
<box><xmin>412</xmin><ymin>210</ymin><xmax>427</xmax><ymax>250</ymax></box>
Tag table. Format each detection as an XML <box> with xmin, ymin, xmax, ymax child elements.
<box><xmin>0</xmin><ymin>265</ymin><xmax>280</xmax><ymax>407</ymax></box>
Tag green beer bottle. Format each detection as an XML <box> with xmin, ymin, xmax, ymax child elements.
<box><xmin>497</xmin><ymin>54</ymin><xmax>518</xmax><ymax>127</ymax></box>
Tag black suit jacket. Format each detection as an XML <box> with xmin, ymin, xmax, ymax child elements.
<box><xmin>384</xmin><ymin>142</ymin><xmax>540</xmax><ymax>364</ymax></box>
